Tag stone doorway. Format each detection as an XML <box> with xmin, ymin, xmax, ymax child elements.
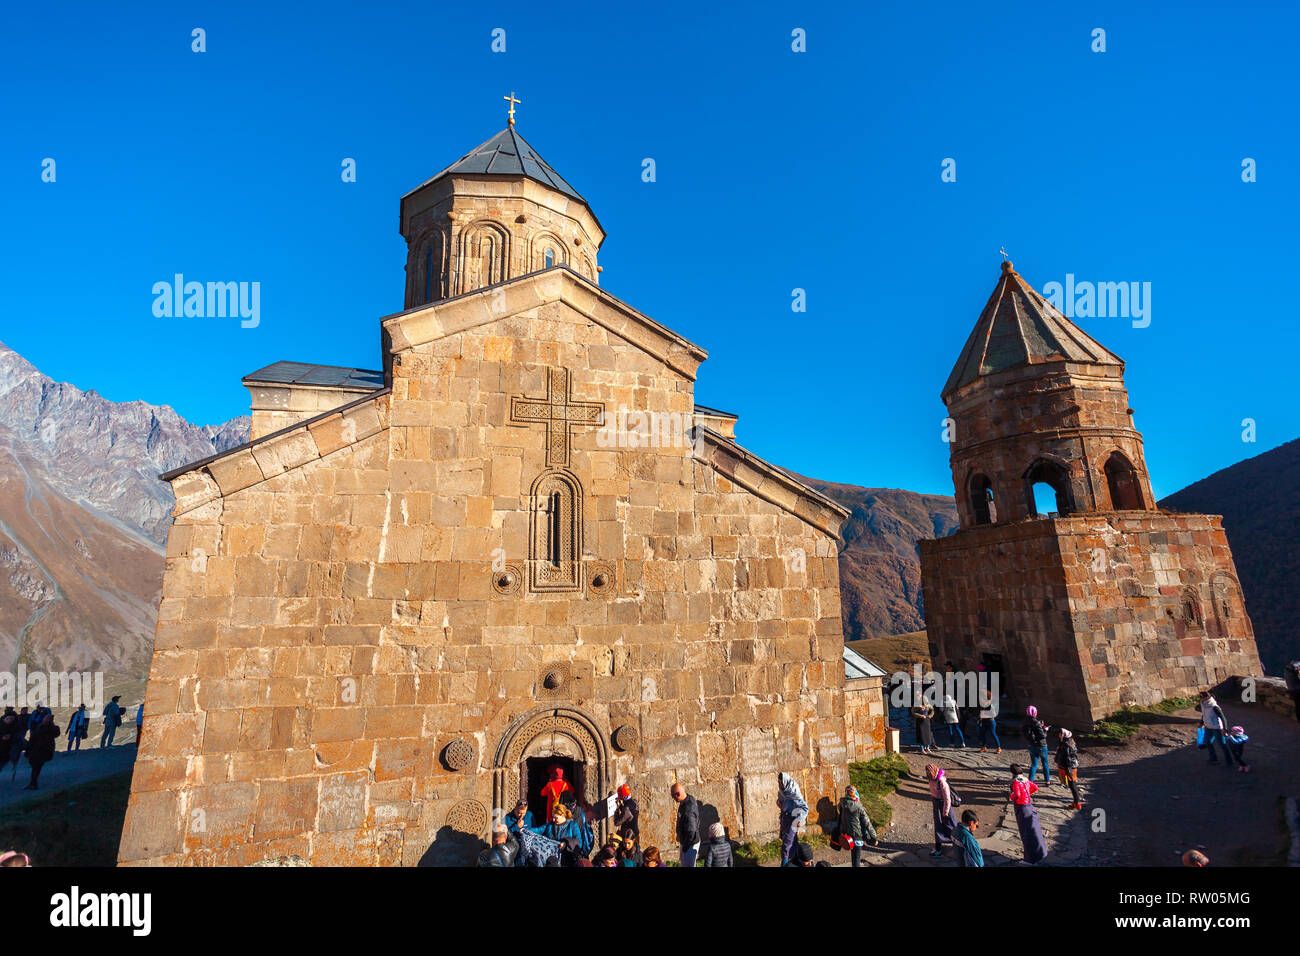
<box><xmin>492</xmin><ymin>705</ymin><xmax>611</xmax><ymax>843</ymax></box>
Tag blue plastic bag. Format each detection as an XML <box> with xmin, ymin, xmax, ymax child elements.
<box><xmin>1196</xmin><ymin>727</ymin><xmax>1207</xmax><ymax>749</ymax></box>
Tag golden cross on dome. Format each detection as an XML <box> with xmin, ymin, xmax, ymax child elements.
<box><xmin>504</xmin><ymin>91</ymin><xmax>521</xmax><ymax>126</ymax></box>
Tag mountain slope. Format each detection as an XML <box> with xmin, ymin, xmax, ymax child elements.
<box><xmin>0</xmin><ymin>342</ymin><xmax>248</xmax><ymax>545</ymax></box>
<box><xmin>798</xmin><ymin>476</ymin><xmax>959</xmax><ymax>641</ymax></box>
<box><xmin>1159</xmin><ymin>437</ymin><xmax>1300</xmax><ymax>674</ymax></box>
<box><xmin>0</xmin><ymin>342</ymin><xmax>248</xmax><ymax>681</ymax></box>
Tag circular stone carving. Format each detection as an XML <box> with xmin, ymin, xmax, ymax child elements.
<box><xmin>443</xmin><ymin>738</ymin><xmax>475</xmax><ymax>772</ymax></box>
<box><xmin>444</xmin><ymin>799</ymin><xmax>489</xmax><ymax>837</ymax></box>
<box><xmin>612</xmin><ymin>724</ymin><xmax>640</xmax><ymax>752</ymax></box>
<box><xmin>588</xmin><ymin>563</ymin><xmax>615</xmax><ymax>596</ymax></box>
<box><xmin>543</xmin><ymin>669</ymin><xmax>565</xmax><ymax>691</ymax></box>
<box><xmin>492</xmin><ymin>564</ymin><xmax>522</xmax><ymax>595</ymax></box>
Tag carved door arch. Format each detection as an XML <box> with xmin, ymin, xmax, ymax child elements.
<box><xmin>492</xmin><ymin>706</ymin><xmax>611</xmax><ymax>843</ymax></box>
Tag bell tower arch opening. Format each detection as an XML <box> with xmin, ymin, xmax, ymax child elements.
<box><xmin>969</xmin><ymin>473</ymin><xmax>997</xmax><ymax>525</ymax></box>
<box><xmin>1104</xmin><ymin>451</ymin><xmax>1145</xmax><ymax>510</ymax></box>
<box><xmin>1024</xmin><ymin>458</ymin><xmax>1074</xmax><ymax>517</ymax></box>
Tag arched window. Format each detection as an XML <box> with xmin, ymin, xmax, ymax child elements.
<box><xmin>969</xmin><ymin>474</ymin><xmax>997</xmax><ymax>525</ymax></box>
<box><xmin>544</xmin><ymin>249</ymin><xmax>554</xmax><ymax>269</ymax></box>
<box><xmin>1104</xmin><ymin>451</ymin><xmax>1145</xmax><ymax>510</ymax></box>
<box><xmin>461</xmin><ymin>223</ymin><xmax>507</xmax><ymax>293</ymax></box>
<box><xmin>530</xmin><ymin>470</ymin><xmax>583</xmax><ymax>592</ymax></box>
<box><xmin>1024</xmin><ymin>458</ymin><xmax>1074</xmax><ymax>517</ymax></box>
<box><xmin>413</xmin><ymin>229</ymin><xmax>446</xmax><ymax>305</ymax></box>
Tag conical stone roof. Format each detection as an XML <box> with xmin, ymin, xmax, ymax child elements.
<box><xmin>942</xmin><ymin>261</ymin><xmax>1123</xmax><ymax>399</ymax></box>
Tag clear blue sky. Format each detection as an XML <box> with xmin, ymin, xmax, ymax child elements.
<box><xmin>2</xmin><ymin>0</ymin><xmax>1296</xmax><ymax>498</ymax></box>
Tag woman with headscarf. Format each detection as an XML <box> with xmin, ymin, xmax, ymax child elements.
<box><xmin>838</xmin><ymin>784</ymin><xmax>879</xmax><ymax>867</ymax></box>
<box><xmin>1008</xmin><ymin>763</ymin><xmax>1048</xmax><ymax>864</ymax></box>
<box><xmin>776</xmin><ymin>771</ymin><xmax>809</xmax><ymax>866</ymax></box>
<box><xmin>1054</xmin><ymin>729</ymin><xmax>1082</xmax><ymax>809</ymax></box>
<box><xmin>1021</xmin><ymin>705</ymin><xmax>1051</xmax><ymax>784</ymax></box>
<box><xmin>925</xmin><ymin>763</ymin><xmax>958</xmax><ymax>858</ymax></box>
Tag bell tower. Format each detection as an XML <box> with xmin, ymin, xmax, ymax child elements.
<box><xmin>920</xmin><ymin>259</ymin><xmax>1261</xmax><ymax>729</ymax></box>
<box><xmin>941</xmin><ymin>260</ymin><xmax>1155</xmax><ymax>528</ymax></box>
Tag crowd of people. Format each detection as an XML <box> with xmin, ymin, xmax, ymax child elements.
<box><xmin>0</xmin><ymin>696</ymin><xmax>143</xmax><ymax>791</ymax></box>
<box><xmin>477</xmin><ymin>767</ymin><xmax>882</xmax><ymax>868</ymax></box>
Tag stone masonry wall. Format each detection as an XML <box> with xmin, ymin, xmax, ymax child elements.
<box><xmin>921</xmin><ymin>512</ymin><xmax>1261</xmax><ymax>729</ymax></box>
<box><xmin>119</xmin><ymin>294</ymin><xmax>849</xmax><ymax>866</ymax></box>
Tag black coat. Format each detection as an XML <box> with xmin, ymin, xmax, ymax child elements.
<box><xmin>1022</xmin><ymin>718</ymin><xmax>1048</xmax><ymax>747</ymax></box>
<box><xmin>612</xmin><ymin>797</ymin><xmax>639</xmax><ymax>838</ymax></box>
<box><xmin>1055</xmin><ymin>737</ymin><xmax>1078</xmax><ymax>771</ymax></box>
<box><xmin>476</xmin><ymin>835</ymin><xmax>518</xmax><ymax>867</ymax></box>
<box><xmin>26</xmin><ymin>721</ymin><xmax>59</xmax><ymax>765</ymax></box>
<box><xmin>675</xmin><ymin>794</ymin><xmax>700</xmax><ymax>847</ymax></box>
<box><xmin>700</xmin><ymin>837</ymin><xmax>733</xmax><ymax>867</ymax></box>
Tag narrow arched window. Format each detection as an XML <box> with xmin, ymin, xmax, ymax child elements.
<box><xmin>1104</xmin><ymin>452</ymin><xmax>1145</xmax><ymax>510</ymax></box>
<box><xmin>544</xmin><ymin>249</ymin><xmax>554</xmax><ymax>269</ymax></box>
<box><xmin>423</xmin><ymin>248</ymin><xmax>433</xmax><ymax>303</ymax></box>
<box><xmin>970</xmin><ymin>474</ymin><xmax>997</xmax><ymax>525</ymax></box>
<box><xmin>548</xmin><ymin>491</ymin><xmax>562</xmax><ymax>567</ymax></box>
<box><xmin>530</xmin><ymin>471</ymin><xmax>583</xmax><ymax>591</ymax></box>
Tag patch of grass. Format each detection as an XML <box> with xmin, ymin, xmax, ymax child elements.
<box><xmin>734</xmin><ymin>829</ymin><xmax>831</xmax><ymax>866</ymax></box>
<box><xmin>1080</xmin><ymin>696</ymin><xmax>1200</xmax><ymax>746</ymax></box>
<box><xmin>0</xmin><ymin>770</ymin><xmax>131</xmax><ymax>867</ymax></box>
<box><xmin>848</xmin><ymin>753</ymin><xmax>910</xmax><ymax>829</ymax></box>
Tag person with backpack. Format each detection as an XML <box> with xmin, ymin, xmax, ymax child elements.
<box><xmin>837</xmin><ymin>784</ymin><xmax>879</xmax><ymax>867</ymax></box>
<box><xmin>941</xmin><ymin>692</ymin><xmax>966</xmax><ymax>748</ymax></box>
<box><xmin>1022</xmin><ymin>705</ymin><xmax>1052</xmax><ymax>784</ymax></box>
<box><xmin>1008</xmin><ymin>763</ymin><xmax>1047</xmax><ymax>864</ymax></box>
<box><xmin>1055</xmin><ymin>728</ymin><xmax>1083</xmax><ymax>810</ymax></box>
<box><xmin>101</xmin><ymin>696</ymin><xmax>124</xmax><ymax>748</ymax></box>
<box><xmin>66</xmin><ymin>705</ymin><xmax>89</xmax><ymax>751</ymax></box>
<box><xmin>1199</xmin><ymin>690</ymin><xmax>1235</xmax><ymax>768</ymax></box>
<box><xmin>925</xmin><ymin>763</ymin><xmax>959</xmax><ymax>859</ymax></box>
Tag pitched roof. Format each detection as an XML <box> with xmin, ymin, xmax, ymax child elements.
<box><xmin>843</xmin><ymin>645</ymin><xmax>888</xmax><ymax>680</ymax></box>
<box><xmin>942</xmin><ymin>261</ymin><xmax>1124</xmax><ymax>399</ymax></box>
<box><xmin>242</xmin><ymin>361</ymin><xmax>384</xmax><ymax>390</ymax></box>
<box><xmin>406</xmin><ymin>126</ymin><xmax>586</xmax><ymax>204</ymax></box>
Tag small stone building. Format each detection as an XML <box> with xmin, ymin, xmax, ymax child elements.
<box><xmin>118</xmin><ymin>124</ymin><xmax>853</xmax><ymax>866</ymax></box>
<box><xmin>842</xmin><ymin>646</ymin><xmax>888</xmax><ymax>761</ymax></box>
<box><xmin>919</xmin><ymin>261</ymin><xmax>1262</xmax><ymax>729</ymax></box>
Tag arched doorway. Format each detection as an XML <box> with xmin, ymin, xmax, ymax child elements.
<box><xmin>492</xmin><ymin>706</ymin><xmax>611</xmax><ymax>842</ymax></box>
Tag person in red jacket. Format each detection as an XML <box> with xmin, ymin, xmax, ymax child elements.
<box><xmin>540</xmin><ymin>765</ymin><xmax>574</xmax><ymax>823</ymax></box>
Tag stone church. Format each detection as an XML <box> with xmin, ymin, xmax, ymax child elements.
<box><xmin>920</xmin><ymin>261</ymin><xmax>1262</xmax><ymax>728</ymax></box>
<box><xmin>118</xmin><ymin>121</ymin><xmax>874</xmax><ymax>866</ymax></box>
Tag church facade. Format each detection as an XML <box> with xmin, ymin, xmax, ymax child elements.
<box><xmin>920</xmin><ymin>261</ymin><xmax>1262</xmax><ymax>729</ymax></box>
<box><xmin>118</xmin><ymin>124</ymin><xmax>854</xmax><ymax>866</ymax></box>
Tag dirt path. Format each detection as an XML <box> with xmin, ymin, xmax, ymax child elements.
<box><xmin>837</xmin><ymin>700</ymin><xmax>1300</xmax><ymax>867</ymax></box>
<box><xmin>0</xmin><ymin>741</ymin><xmax>137</xmax><ymax>812</ymax></box>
